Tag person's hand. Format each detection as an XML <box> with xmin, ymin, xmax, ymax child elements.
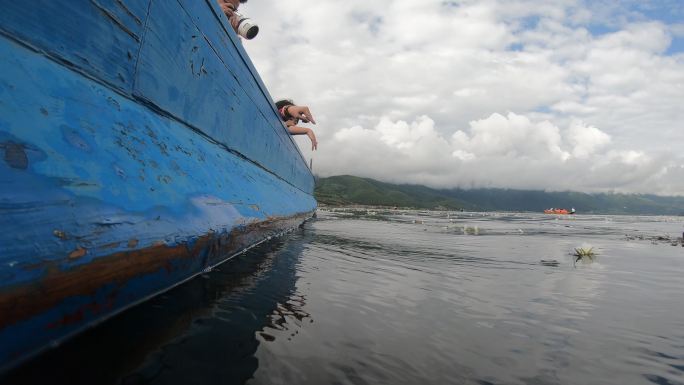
<box><xmin>286</xmin><ymin>124</ymin><xmax>318</xmax><ymax>151</ymax></box>
<box><xmin>219</xmin><ymin>2</ymin><xmax>234</xmax><ymax>17</ymax></box>
<box><xmin>286</xmin><ymin>105</ymin><xmax>316</xmax><ymax>124</ymax></box>
<box><xmin>229</xmin><ymin>14</ymin><xmax>240</xmax><ymax>32</ymax></box>
<box><xmin>218</xmin><ymin>1</ymin><xmax>241</xmax><ymax>32</ymax></box>
<box><xmin>306</xmin><ymin>128</ymin><xmax>318</xmax><ymax>151</ymax></box>
<box><xmin>219</xmin><ymin>0</ymin><xmax>236</xmax><ymax>16</ymax></box>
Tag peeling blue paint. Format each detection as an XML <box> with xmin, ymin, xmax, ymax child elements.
<box><xmin>0</xmin><ymin>0</ymin><xmax>315</xmax><ymax>371</ymax></box>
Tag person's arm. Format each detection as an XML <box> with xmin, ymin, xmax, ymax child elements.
<box><xmin>283</xmin><ymin>105</ymin><xmax>316</xmax><ymax>124</ymax></box>
<box><xmin>287</xmin><ymin>124</ymin><xmax>318</xmax><ymax>151</ymax></box>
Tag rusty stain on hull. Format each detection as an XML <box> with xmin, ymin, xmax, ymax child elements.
<box><xmin>97</xmin><ymin>241</ymin><xmax>121</xmax><ymax>251</ymax></box>
<box><xmin>0</xmin><ymin>213</ymin><xmax>310</xmax><ymax>331</ymax></box>
<box><xmin>67</xmin><ymin>247</ymin><xmax>88</xmax><ymax>260</ymax></box>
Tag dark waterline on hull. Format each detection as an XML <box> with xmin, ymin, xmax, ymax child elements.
<box><xmin>2</xmin><ymin>209</ymin><xmax>684</xmax><ymax>385</ymax></box>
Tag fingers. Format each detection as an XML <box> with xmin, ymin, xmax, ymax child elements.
<box><xmin>220</xmin><ymin>3</ymin><xmax>234</xmax><ymax>17</ymax></box>
<box><xmin>290</xmin><ymin>106</ymin><xmax>316</xmax><ymax>125</ymax></box>
<box><xmin>301</xmin><ymin>107</ymin><xmax>316</xmax><ymax>124</ymax></box>
<box><xmin>229</xmin><ymin>15</ymin><xmax>240</xmax><ymax>30</ymax></box>
<box><xmin>220</xmin><ymin>2</ymin><xmax>240</xmax><ymax>33</ymax></box>
<box><xmin>308</xmin><ymin>131</ymin><xmax>318</xmax><ymax>151</ymax></box>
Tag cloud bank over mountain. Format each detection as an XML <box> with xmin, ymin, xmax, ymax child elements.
<box><xmin>241</xmin><ymin>0</ymin><xmax>684</xmax><ymax>195</ymax></box>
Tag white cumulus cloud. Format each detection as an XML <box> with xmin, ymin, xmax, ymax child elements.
<box><xmin>240</xmin><ymin>0</ymin><xmax>684</xmax><ymax>195</ymax></box>
<box><xmin>313</xmin><ymin>113</ymin><xmax>679</xmax><ymax>193</ymax></box>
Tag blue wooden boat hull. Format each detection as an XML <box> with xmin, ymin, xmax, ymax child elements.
<box><xmin>0</xmin><ymin>0</ymin><xmax>316</xmax><ymax>371</ymax></box>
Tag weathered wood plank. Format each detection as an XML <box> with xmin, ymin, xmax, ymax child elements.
<box><xmin>134</xmin><ymin>0</ymin><xmax>313</xmax><ymax>193</ymax></box>
<box><xmin>0</xmin><ymin>0</ymin><xmax>150</xmax><ymax>92</ymax></box>
<box><xmin>0</xmin><ymin>33</ymin><xmax>316</xmax><ymax>369</ymax></box>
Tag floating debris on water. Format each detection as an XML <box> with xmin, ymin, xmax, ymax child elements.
<box><xmin>540</xmin><ymin>259</ymin><xmax>560</xmax><ymax>267</ymax></box>
<box><xmin>463</xmin><ymin>225</ymin><xmax>479</xmax><ymax>235</ymax></box>
<box><xmin>625</xmin><ymin>233</ymin><xmax>684</xmax><ymax>246</ymax></box>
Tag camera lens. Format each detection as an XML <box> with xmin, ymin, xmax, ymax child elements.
<box><xmin>236</xmin><ymin>17</ymin><xmax>259</xmax><ymax>40</ymax></box>
<box><xmin>244</xmin><ymin>25</ymin><xmax>259</xmax><ymax>39</ymax></box>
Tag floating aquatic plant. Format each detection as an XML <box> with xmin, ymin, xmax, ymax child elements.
<box><xmin>574</xmin><ymin>247</ymin><xmax>595</xmax><ymax>257</ymax></box>
<box><xmin>573</xmin><ymin>247</ymin><xmax>596</xmax><ymax>265</ymax></box>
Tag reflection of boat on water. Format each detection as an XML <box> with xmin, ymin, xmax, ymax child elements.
<box><xmin>544</xmin><ymin>208</ymin><xmax>576</xmax><ymax>215</ymax></box>
<box><xmin>1</xmin><ymin>232</ymin><xmax>309</xmax><ymax>385</ymax></box>
<box><xmin>0</xmin><ymin>0</ymin><xmax>315</xmax><ymax>371</ymax></box>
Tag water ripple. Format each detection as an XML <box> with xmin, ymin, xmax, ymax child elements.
<box><xmin>3</xmin><ymin>210</ymin><xmax>684</xmax><ymax>385</ymax></box>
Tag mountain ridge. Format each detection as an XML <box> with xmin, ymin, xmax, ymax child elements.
<box><xmin>314</xmin><ymin>175</ymin><xmax>684</xmax><ymax>215</ymax></box>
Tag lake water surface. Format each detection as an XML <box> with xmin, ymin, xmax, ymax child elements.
<box><xmin>3</xmin><ymin>209</ymin><xmax>684</xmax><ymax>385</ymax></box>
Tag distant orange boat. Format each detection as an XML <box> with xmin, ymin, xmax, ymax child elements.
<box><xmin>544</xmin><ymin>208</ymin><xmax>576</xmax><ymax>215</ymax></box>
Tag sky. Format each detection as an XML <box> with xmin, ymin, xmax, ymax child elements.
<box><xmin>238</xmin><ymin>0</ymin><xmax>684</xmax><ymax>195</ymax></box>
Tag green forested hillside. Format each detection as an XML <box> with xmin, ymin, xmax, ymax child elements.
<box><xmin>314</xmin><ymin>175</ymin><xmax>471</xmax><ymax>209</ymax></box>
<box><xmin>315</xmin><ymin>175</ymin><xmax>684</xmax><ymax>215</ymax></box>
